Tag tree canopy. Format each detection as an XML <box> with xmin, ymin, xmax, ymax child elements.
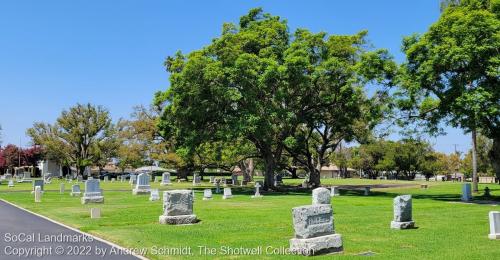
<box><xmin>27</xmin><ymin>103</ymin><xmax>116</xmax><ymax>176</ymax></box>
<box><xmin>399</xmin><ymin>0</ymin><xmax>500</xmax><ymax>180</ymax></box>
<box><xmin>156</xmin><ymin>8</ymin><xmax>395</xmax><ymax>189</ymax></box>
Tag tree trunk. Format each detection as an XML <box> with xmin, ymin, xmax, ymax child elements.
<box><xmin>290</xmin><ymin>167</ymin><xmax>298</xmax><ymax>179</ymax></box>
<box><xmin>308</xmin><ymin>167</ymin><xmax>321</xmax><ymax>188</ymax></box>
<box><xmin>263</xmin><ymin>154</ymin><xmax>276</xmax><ymax>191</ymax></box>
<box><xmin>177</xmin><ymin>164</ymin><xmax>192</xmax><ymax>181</ymax></box>
<box><xmin>489</xmin><ymin>137</ymin><xmax>500</xmax><ymax>184</ymax></box>
<box><xmin>239</xmin><ymin>159</ymin><xmax>254</xmax><ymax>183</ymax></box>
<box><xmin>472</xmin><ymin>129</ymin><xmax>479</xmax><ymax>192</ymax></box>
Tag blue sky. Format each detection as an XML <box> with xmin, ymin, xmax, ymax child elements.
<box><xmin>0</xmin><ymin>0</ymin><xmax>469</xmax><ymax>154</ymax></box>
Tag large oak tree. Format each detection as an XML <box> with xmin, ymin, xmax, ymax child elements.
<box><xmin>156</xmin><ymin>8</ymin><xmax>393</xmax><ymax>189</ymax></box>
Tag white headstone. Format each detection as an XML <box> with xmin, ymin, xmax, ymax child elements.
<box><xmin>90</xmin><ymin>208</ymin><xmax>101</xmax><ymax>219</ymax></box>
<box><xmin>8</xmin><ymin>180</ymin><xmax>14</xmax><ymax>187</ymax></box>
<box><xmin>60</xmin><ymin>183</ymin><xmax>65</xmax><ymax>194</ymax></box>
<box><xmin>488</xmin><ymin>211</ymin><xmax>500</xmax><ymax>239</ymax></box>
<box><xmin>251</xmin><ymin>182</ymin><xmax>263</xmax><ymax>198</ymax></box>
<box><xmin>209</xmin><ymin>176</ymin><xmax>215</xmax><ymax>183</ymax></box>
<box><xmin>330</xmin><ymin>186</ymin><xmax>340</xmax><ymax>197</ymax></box>
<box><xmin>133</xmin><ymin>173</ymin><xmax>151</xmax><ymax>195</ymax></box>
<box><xmin>150</xmin><ymin>189</ymin><xmax>160</xmax><ymax>201</ymax></box>
<box><xmin>223</xmin><ymin>188</ymin><xmax>233</xmax><ymax>199</ymax></box>
<box><xmin>34</xmin><ymin>186</ymin><xmax>42</xmax><ymax>203</ymax></box>
<box><xmin>203</xmin><ymin>189</ymin><xmax>213</xmax><ymax>200</ymax></box>
<box><xmin>461</xmin><ymin>183</ymin><xmax>472</xmax><ymax>202</ymax></box>
<box><xmin>160</xmin><ymin>172</ymin><xmax>171</xmax><ymax>186</ymax></box>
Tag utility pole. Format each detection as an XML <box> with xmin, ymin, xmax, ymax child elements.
<box><xmin>18</xmin><ymin>137</ymin><xmax>21</xmax><ymax>167</ymax></box>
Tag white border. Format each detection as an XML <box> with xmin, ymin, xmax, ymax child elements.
<box><xmin>0</xmin><ymin>199</ymin><xmax>149</xmax><ymax>260</ymax></box>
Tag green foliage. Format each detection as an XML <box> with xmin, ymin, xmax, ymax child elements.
<box><xmin>348</xmin><ymin>139</ymin><xmax>439</xmax><ymax>179</ymax></box>
<box><xmin>157</xmin><ymin>8</ymin><xmax>395</xmax><ymax>189</ymax></box>
<box><xmin>27</xmin><ymin>103</ymin><xmax>115</xmax><ymax>175</ymax></box>
<box><xmin>399</xmin><ymin>0</ymin><xmax>500</xmax><ymax>178</ymax></box>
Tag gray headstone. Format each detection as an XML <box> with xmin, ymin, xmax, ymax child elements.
<box><xmin>133</xmin><ymin>173</ymin><xmax>151</xmax><ymax>195</ymax></box>
<box><xmin>489</xmin><ymin>211</ymin><xmax>500</xmax><ymax>239</ymax></box>
<box><xmin>129</xmin><ymin>174</ymin><xmax>137</xmax><ymax>185</ymax></box>
<box><xmin>136</xmin><ymin>173</ymin><xmax>150</xmax><ymax>188</ymax></box>
<box><xmin>71</xmin><ymin>184</ymin><xmax>81</xmax><ymax>196</ymax></box>
<box><xmin>461</xmin><ymin>183</ymin><xmax>472</xmax><ymax>202</ymax></box>
<box><xmin>292</xmin><ymin>204</ymin><xmax>334</xmax><ymax>239</ymax></box>
<box><xmin>231</xmin><ymin>175</ymin><xmax>238</xmax><ymax>185</ymax></box>
<box><xmin>394</xmin><ymin>195</ymin><xmax>412</xmax><ymax>222</ymax></box>
<box><xmin>390</xmin><ymin>195</ymin><xmax>415</xmax><ymax>229</ymax></box>
<box><xmin>161</xmin><ymin>172</ymin><xmax>171</xmax><ymax>185</ymax></box>
<box><xmin>85</xmin><ymin>179</ymin><xmax>101</xmax><ymax>194</ymax></box>
<box><xmin>192</xmin><ymin>174</ymin><xmax>201</xmax><ymax>186</ymax></box>
<box><xmin>312</xmin><ymin>188</ymin><xmax>331</xmax><ymax>205</ymax></box>
<box><xmin>159</xmin><ymin>190</ymin><xmax>198</xmax><ymax>224</ymax></box>
<box><xmin>216</xmin><ymin>180</ymin><xmax>221</xmax><ymax>193</ymax></box>
<box><xmin>364</xmin><ymin>187</ymin><xmax>370</xmax><ymax>196</ymax></box>
<box><xmin>32</xmin><ymin>180</ymin><xmax>44</xmax><ymax>192</ymax></box>
<box><xmin>289</xmin><ymin>204</ymin><xmax>343</xmax><ymax>256</ymax></box>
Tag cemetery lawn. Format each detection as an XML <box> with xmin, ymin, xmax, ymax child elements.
<box><xmin>1</xmin><ymin>179</ymin><xmax>499</xmax><ymax>259</ymax></box>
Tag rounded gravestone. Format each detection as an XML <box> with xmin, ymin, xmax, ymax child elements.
<box><xmin>312</xmin><ymin>188</ymin><xmax>331</xmax><ymax>205</ymax></box>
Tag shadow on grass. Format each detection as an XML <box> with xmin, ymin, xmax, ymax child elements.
<box><xmin>200</xmin><ymin>183</ymin><xmax>500</xmax><ymax>204</ymax></box>
<box><xmin>338</xmin><ymin>187</ymin><xmax>500</xmax><ymax>204</ymax></box>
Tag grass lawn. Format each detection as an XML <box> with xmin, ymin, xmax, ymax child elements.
<box><xmin>1</xmin><ymin>178</ymin><xmax>499</xmax><ymax>259</ymax></box>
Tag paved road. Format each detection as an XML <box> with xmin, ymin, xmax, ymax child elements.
<box><xmin>0</xmin><ymin>200</ymin><xmax>140</xmax><ymax>260</ymax></box>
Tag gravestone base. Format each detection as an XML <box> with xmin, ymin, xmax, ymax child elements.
<box><xmin>159</xmin><ymin>214</ymin><xmax>198</xmax><ymax>225</ymax></box>
<box><xmin>289</xmin><ymin>234</ymin><xmax>343</xmax><ymax>256</ymax></box>
<box><xmin>70</xmin><ymin>192</ymin><xmax>81</xmax><ymax>197</ymax></box>
<box><xmin>222</xmin><ymin>195</ymin><xmax>233</xmax><ymax>199</ymax></box>
<box><xmin>81</xmin><ymin>196</ymin><xmax>104</xmax><ymax>204</ymax></box>
<box><xmin>390</xmin><ymin>220</ymin><xmax>415</xmax><ymax>229</ymax></box>
<box><xmin>160</xmin><ymin>183</ymin><xmax>172</xmax><ymax>186</ymax></box>
<box><xmin>202</xmin><ymin>197</ymin><xmax>212</xmax><ymax>200</ymax></box>
<box><xmin>31</xmin><ymin>191</ymin><xmax>44</xmax><ymax>194</ymax></box>
<box><xmin>488</xmin><ymin>233</ymin><xmax>500</xmax><ymax>239</ymax></box>
<box><xmin>251</xmin><ymin>195</ymin><xmax>263</xmax><ymax>198</ymax></box>
<box><xmin>132</xmin><ymin>188</ymin><xmax>151</xmax><ymax>195</ymax></box>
